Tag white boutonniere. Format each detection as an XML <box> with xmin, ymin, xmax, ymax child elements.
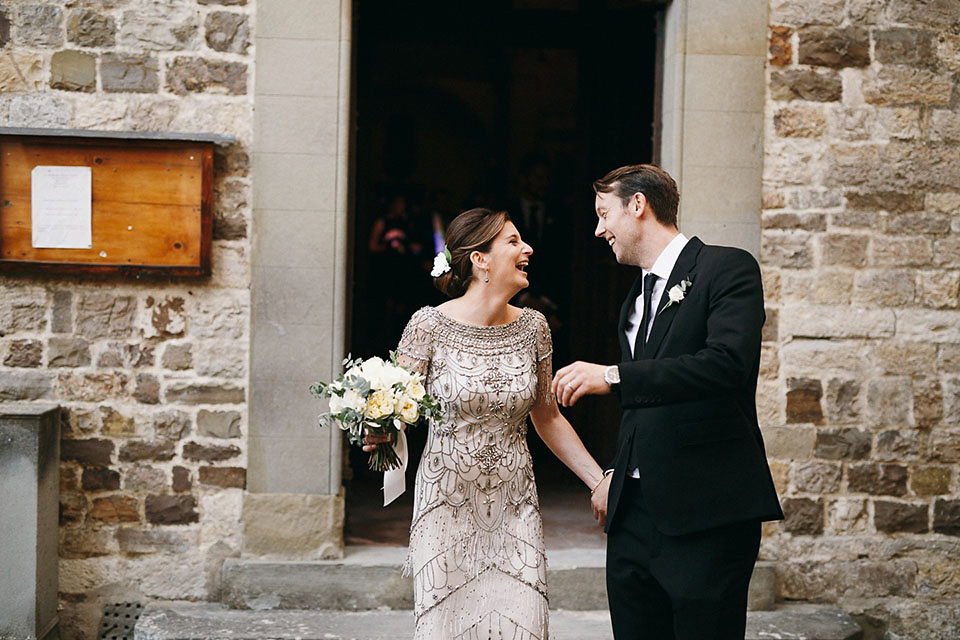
<box><xmin>659</xmin><ymin>278</ymin><xmax>692</xmax><ymax>315</ymax></box>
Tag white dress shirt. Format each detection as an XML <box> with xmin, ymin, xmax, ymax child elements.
<box><xmin>623</xmin><ymin>232</ymin><xmax>688</xmax><ymax>479</ymax></box>
<box><xmin>625</xmin><ymin>233</ymin><xmax>689</xmax><ymax>355</ymax></box>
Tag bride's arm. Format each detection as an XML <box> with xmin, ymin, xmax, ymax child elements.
<box><xmin>529</xmin><ymin>402</ymin><xmax>605</xmax><ymax>499</ymax></box>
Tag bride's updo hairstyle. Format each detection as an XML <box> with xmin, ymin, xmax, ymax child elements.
<box><xmin>434</xmin><ymin>207</ymin><xmax>510</xmax><ymax>298</ymax></box>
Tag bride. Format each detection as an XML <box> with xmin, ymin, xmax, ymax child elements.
<box><xmin>365</xmin><ymin>207</ymin><xmax>607</xmax><ymax>639</ymax></box>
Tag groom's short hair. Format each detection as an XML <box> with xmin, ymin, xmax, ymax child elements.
<box><xmin>593</xmin><ymin>164</ymin><xmax>679</xmax><ymax>228</ymax></box>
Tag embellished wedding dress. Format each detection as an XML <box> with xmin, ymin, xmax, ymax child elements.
<box><xmin>396</xmin><ymin>306</ymin><xmax>552</xmax><ymax>640</ymax></box>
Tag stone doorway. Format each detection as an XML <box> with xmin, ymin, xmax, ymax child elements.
<box><xmin>346</xmin><ymin>0</ymin><xmax>663</xmax><ymax>546</ymax></box>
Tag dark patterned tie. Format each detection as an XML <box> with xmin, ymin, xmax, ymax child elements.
<box><xmin>634</xmin><ymin>272</ymin><xmax>658</xmax><ymax>359</ymax></box>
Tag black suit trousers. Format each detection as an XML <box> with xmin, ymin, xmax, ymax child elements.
<box><xmin>606</xmin><ymin>477</ymin><xmax>761</xmax><ymax>640</ymax></box>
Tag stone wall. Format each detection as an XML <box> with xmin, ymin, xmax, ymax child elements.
<box><xmin>760</xmin><ymin>0</ymin><xmax>960</xmax><ymax>637</ymax></box>
<box><xmin>0</xmin><ymin>1</ymin><xmax>254</xmax><ymax>638</ymax></box>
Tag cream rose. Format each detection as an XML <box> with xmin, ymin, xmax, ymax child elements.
<box><xmin>408</xmin><ymin>379</ymin><xmax>426</xmax><ymax>401</ymax></box>
<box><xmin>398</xmin><ymin>397</ymin><xmax>419</xmax><ymax>423</ymax></box>
<box><xmin>365</xmin><ymin>389</ymin><xmax>396</xmax><ymax>419</ymax></box>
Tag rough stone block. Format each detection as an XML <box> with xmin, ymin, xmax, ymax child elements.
<box><xmin>932</xmin><ymin>499</ymin><xmax>960</xmax><ymax>536</ymax></box>
<box><xmin>769</xmin><ymin>69</ymin><xmax>842</xmax><ymax>102</ymax></box>
<box><xmin>0</xmin><ymin>371</ymin><xmax>53</xmax><ymax>401</ymax></box>
<box><xmin>47</xmin><ymin>337</ymin><xmax>91</xmax><ymax>368</ymax></box>
<box><xmin>761</xmin><ymin>232</ymin><xmax>813</xmax><ymax>268</ymax></box>
<box><xmin>862</xmin><ymin>66</ymin><xmax>952</xmax><ymax>106</ymax></box>
<box><xmin>934</xmin><ymin>236</ymin><xmax>960</xmax><ymax>268</ymax></box>
<box><xmin>117</xmin><ymin>528</ymin><xmax>195</xmax><ymax>554</ymax></box>
<box><xmin>770</xmin><ymin>0</ymin><xmax>844</xmax><ymax>26</ymax></box>
<box><xmin>875</xmin><ymin>28</ymin><xmax>936</xmax><ymax>67</ymax></box>
<box><xmin>0</xmin><ymin>9</ymin><xmax>9</xmax><ymax>47</ymax></box>
<box><xmin>60</xmin><ymin>527</ymin><xmax>115</xmax><ymax>559</ymax></box>
<box><xmin>134</xmin><ymin>374</ymin><xmax>161</xmax><ymax>405</ymax></box>
<box><xmin>782</xmin><ymin>497</ymin><xmax>824</xmax><ymax>535</ymax></box>
<box><xmin>815</xmin><ymin>428</ymin><xmax>871</xmax><ymax>460</ymax></box>
<box><xmin>205</xmin><ymin>11</ymin><xmax>249</xmax><ymax>53</ymax></box>
<box><xmin>199</xmin><ymin>466</ymin><xmax>245</xmax><ymax>489</ymax></box>
<box><xmin>59</xmin><ymin>494</ymin><xmax>84</xmax><ymax>525</ymax></box>
<box><xmin>61</xmin><ymin>438</ymin><xmax>113</xmax><ymax>466</ymax></box>
<box><xmin>120</xmin><ymin>4</ymin><xmax>198</xmax><ymax>50</ymax></box>
<box><xmin>18</xmin><ymin>4</ymin><xmax>63</xmax><ymax>47</ymax></box>
<box><xmin>89</xmin><ymin>496</ymin><xmax>139</xmax><ymax>523</ymax></box>
<box><xmin>166</xmin><ymin>57</ymin><xmax>248</xmax><ymax>95</ymax></box>
<box><xmin>774</xmin><ymin>105</ymin><xmax>826</xmax><ymax>137</ymax></box>
<box><xmin>761</xmin><ymin>212</ymin><xmax>827</xmax><ymax>231</ymax></box>
<box><xmin>101</xmin><ymin>53</ymin><xmax>159</xmax><ymax>93</ymax></box>
<box><xmin>929</xmin><ymin>430</ymin><xmax>960</xmax><ymax>463</ymax></box>
<box><xmin>100</xmin><ymin>406</ymin><xmax>135</xmax><ymax>437</ymax></box>
<box><xmin>56</xmin><ymin>372</ymin><xmax>128</xmax><ymax>403</ymax></box>
<box><xmin>872</xmin><ymin>341</ymin><xmax>939</xmax><ymax>377</ymax></box>
<box><xmin>122</xmin><ymin>465</ymin><xmax>166</xmax><ymax>492</ymax></box>
<box><xmin>874</xmin><ymin>500</ymin><xmax>929</xmax><ymax>533</ymax></box>
<box><xmin>824</xmin><ymin>378</ymin><xmax>861</xmax><ymax>423</ymax></box>
<box><xmin>943</xmin><ymin>378</ymin><xmax>960</xmax><ymax>424</ymax></box>
<box><xmin>194</xmin><ymin>343</ymin><xmax>246</xmax><ymax>378</ymax></box>
<box><xmin>761</xmin><ymin>426</ymin><xmax>815</xmax><ymax>460</ymax></box>
<box><xmin>853</xmin><ymin>270</ymin><xmax>916</xmax><ymax>306</ymax></box>
<box><xmin>51</xmin><ymin>290</ymin><xmax>72</xmax><ymax>333</ymax></box>
<box><xmin>152</xmin><ymin>411</ymin><xmax>191</xmax><ymax>440</ymax></box>
<box><xmin>161</xmin><ymin>343</ymin><xmax>193</xmax><ymax>370</ymax></box>
<box><xmin>67</xmin><ymin>9</ymin><xmax>116</xmax><ymax>47</ymax></box>
<box><xmin>172</xmin><ymin>466</ymin><xmax>192</xmax><ymax>492</ymax></box>
<box><xmin>875</xmin><ymin>430</ymin><xmax>920</xmax><ymax>461</ymax></box>
<box><xmin>143</xmin><ymin>296</ymin><xmax>187</xmax><ymax>339</ymax></box>
<box><xmin>919</xmin><ymin>271</ymin><xmax>960</xmax><ymax>309</ymax></box>
<box><xmin>146</xmin><ymin>495</ymin><xmax>198</xmax><ymax>525</ymax></box>
<box><xmin>780</xmin><ymin>305</ymin><xmax>895</xmax><ymax>340</ymax></box>
<box><xmin>778</xmin><ymin>558</ymin><xmax>917</xmax><ymax>599</ymax></box>
<box><xmin>865</xmin><ymin>377</ymin><xmax>913</xmax><ymax>427</ymax></box>
<box><xmin>76</xmin><ymin>293</ymin><xmax>136</xmax><ymax>338</ymax></box>
<box><xmin>827</xmin><ymin>498</ymin><xmax>868</xmax><ymax>533</ymax></box>
<box><xmin>821</xmin><ymin>234</ymin><xmax>869</xmax><ymax>267</ymax></box>
<box><xmin>832</xmin><ymin>105</ymin><xmax>875</xmax><ymax>141</ymax></box>
<box><xmin>939</xmin><ymin>344</ymin><xmax>960</xmax><ymax>373</ymax></box>
<box><xmin>182</xmin><ymin>441</ymin><xmax>241</xmax><ymax>462</ymax></box>
<box><xmin>911</xmin><ymin>466</ymin><xmax>951</xmax><ymax>496</ymax></box>
<box><xmin>4</xmin><ymin>340</ymin><xmax>42</xmax><ymax>368</ymax></box>
<box><xmin>786</xmin><ymin>378</ymin><xmax>823</xmax><ymax>424</ymax></box>
<box><xmin>81</xmin><ymin>468</ymin><xmax>120</xmax><ymax>491</ymax></box>
<box><xmin>846</xmin><ymin>191</ymin><xmax>925</xmax><ymax>213</ymax></box>
<box><xmin>50</xmin><ymin>50</ymin><xmax>96</xmax><ymax>92</ymax></box>
<box><xmin>848</xmin><ymin>463</ymin><xmax>908</xmax><ymax>496</ymax></box>
<box><xmin>769</xmin><ymin>26</ymin><xmax>792</xmax><ymax>66</ymax></box>
<box><xmin>872</xmin><ymin>236</ymin><xmax>932</xmax><ymax>267</ymax></box>
<box><xmin>166</xmin><ymin>382</ymin><xmax>245</xmax><ymax>405</ymax></box>
<box><xmin>798</xmin><ymin>27</ymin><xmax>870</xmax><ymax>68</ymax></box>
<box><xmin>0</xmin><ymin>52</ymin><xmax>44</xmax><ymax>91</ymax></box>
<box><xmin>98</xmin><ymin>342</ymin><xmax>154</xmax><ymax>368</ymax></box>
<box><xmin>792</xmin><ymin>461</ymin><xmax>842</xmax><ymax>494</ymax></box>
<box><xmin>197</xmin><ymin>410</ymin><xmax>242</xmax><ymax>439</ymax></box>
<box><xmin>7</xmin><ymin>94</ymin><xmax>72</xmax><ymax>128</ymax></box>
<box><xmin>119</xmin><ymin>440</ymin><xmax>175</xmax><ymax>462</ymax></box>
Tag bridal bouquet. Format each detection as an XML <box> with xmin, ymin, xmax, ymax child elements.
<box><xmin>310</xmin><ymin>353</ymin><xmax>441</xmax><ymax>472</ymax></box>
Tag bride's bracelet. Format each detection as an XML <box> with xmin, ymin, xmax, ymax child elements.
<box><xmin>590</xmin><ymin>469</ymin><xmax>614</xmax><ymax>495</ymax></box>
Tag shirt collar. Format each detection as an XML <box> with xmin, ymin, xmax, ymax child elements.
<box><xmin>646</xmin><ymin>233</ymin><xmax>688</xmax><ymax>281</ymax></box>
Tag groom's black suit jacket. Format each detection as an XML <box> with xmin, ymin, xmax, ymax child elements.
<box><xmin>605</xmin><ymin>236</ymin><xmax>784</xmax><ymax>536</ymax></box>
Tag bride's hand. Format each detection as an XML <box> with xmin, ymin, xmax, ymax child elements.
<box><xmin>361</xmin><ymin>433</ymin><xmax>391</xmax><ymax>452</ymax></box>
<box><xmin>591</xmin><ymin>475</ymin><xmax>610</xmax><ymax>527</ymax></box>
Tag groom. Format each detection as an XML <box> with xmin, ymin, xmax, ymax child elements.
<box><xmin>552</xmin><ymin>164</ymin><xmax>783</xmax><ymax>640</ymax></box>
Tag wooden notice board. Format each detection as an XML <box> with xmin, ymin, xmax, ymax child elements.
<box><xmin>0</xmin><ymin>128</ymin><xmax>233</xmax><ymax>277</ymax></box>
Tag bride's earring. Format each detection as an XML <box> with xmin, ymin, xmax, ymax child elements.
<box><xmin>484</xmin><ymin>269</ymin><xmax>489</xmax><ymax>283</ymax></box>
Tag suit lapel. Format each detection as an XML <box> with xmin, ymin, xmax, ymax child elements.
<box><xmin>618</xmin><ymin>272</ymin><xmax>644</xmax><ymax>359</ymax></box>
<box><xmin>641</xmin><ymin>237</ymin><xmax>704</xmax><ymax>359</ymax></box>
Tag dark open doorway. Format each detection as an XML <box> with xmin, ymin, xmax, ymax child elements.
<box><xmin>346</xmin><ymin>0</ymin><xmax>663</xmax><ymax>546</ymax></box>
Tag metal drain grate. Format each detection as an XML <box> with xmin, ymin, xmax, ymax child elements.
<box><xmin>98</xmin><ymin>602</ymin><xmax>143</xmax><ymax>640</ymax></box>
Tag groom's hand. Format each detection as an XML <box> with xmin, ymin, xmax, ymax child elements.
<box><xmin>552</xmin><ymin>361</ymin><xmax>610</xmax><ymax>407</ymax></box>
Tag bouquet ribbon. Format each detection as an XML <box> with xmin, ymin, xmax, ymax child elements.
<box><xmin>382</xmin><ymin>428</ymin><xmax>408</xmax><ymax>506</ymax></box>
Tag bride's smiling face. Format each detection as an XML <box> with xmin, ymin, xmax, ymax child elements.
<box><xmin>474</xmin><ymin>220</ymin><xmax>533</xmax><ymax>291</ymax></box>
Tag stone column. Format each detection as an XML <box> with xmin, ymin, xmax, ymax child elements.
<box><xmin>659</xmin><ymin>0</ymin><xmax>767</xmax><ymax>256</ymax></box>
<box><xmin>245</xmin><ymin>0</ymin><xmax>351</xmax><ymax>558</ymax></box>
<box><xmin>0</xmin><ymin>404</ymin><xmax>60</xmax><ymax>640</ymax></box>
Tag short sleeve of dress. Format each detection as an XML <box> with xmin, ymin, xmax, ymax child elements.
<box><xmin>532</xmin><ymin>310</ymin><xmax>554</xmax><ymax>409</ymax></box>
<box><xmin>396</xmin><ymin>307</ymin><xmax>434</xmax><ymax>376</ymax></box>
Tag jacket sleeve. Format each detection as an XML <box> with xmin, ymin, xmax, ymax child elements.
<box><xmin>617</xmin><ymin>249</ymin><xmax>765</xmax><ymax>409</ymax></box>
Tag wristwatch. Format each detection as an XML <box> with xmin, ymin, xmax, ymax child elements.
<box><xmin>603</xmin><ymin>365</ymin><xmax>620</xmax><ymax>388</ymax></box>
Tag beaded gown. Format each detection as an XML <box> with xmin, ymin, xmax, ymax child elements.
<box><xmin>396</xmin><ymin>306</ymin><xmax>553</xmax><ymax>640</ymax></box>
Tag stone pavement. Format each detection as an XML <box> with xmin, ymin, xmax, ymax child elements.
<box><xmin>135</xmin><ymin>602</ymin><xmax>863</xmax><ymax>640</ymax></box>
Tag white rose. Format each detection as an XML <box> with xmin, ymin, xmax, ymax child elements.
<box><xmin>398</xmin><ymin>397</ymin><xmax>419</xmax><ymax>423</ymax></box>
<box><xmin>668</xmin><ymin>286</ymin><xmax>685</xmax><ymax>304</ymax></box>
<box><xmin>342</xmin><ymin>389</ymin><xmax>365</xmax><ymax>413</ymax></box>
<box><xmin>327</xmin><ymin>393</ymin><xmax>343</xmax><ymax>413</ymax></box>
<box><xmin>408</xmin><ymin>379</ymin><xmax>426</xmax><ymax>401</ymax></box>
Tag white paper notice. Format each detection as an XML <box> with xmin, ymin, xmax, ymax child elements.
<box><xmin>31</xmin><ymin>165</ymin><xmax>93</xmax><ymax>249</ymax></box>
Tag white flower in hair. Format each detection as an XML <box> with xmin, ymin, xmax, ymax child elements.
<box><xmin>430</xmin><ymin>249</ymin><xmax>451</xmax><ymax>277</ymax></box>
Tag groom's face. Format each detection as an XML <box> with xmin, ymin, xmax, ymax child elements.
<box><xmin>594</xmin><ymin>190</ymin><xmax>640</xmax><ymax>266</ymax></box>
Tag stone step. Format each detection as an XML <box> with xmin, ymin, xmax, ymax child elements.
<box><xmin>221</xmin><ymin>547</ymin><xmax>776</xmax><ymax>612</ymax></box>
<box><xmin>134</xmin><ymin>602</ymin><xmax>863</xmax><ymax>640</ymax></box>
